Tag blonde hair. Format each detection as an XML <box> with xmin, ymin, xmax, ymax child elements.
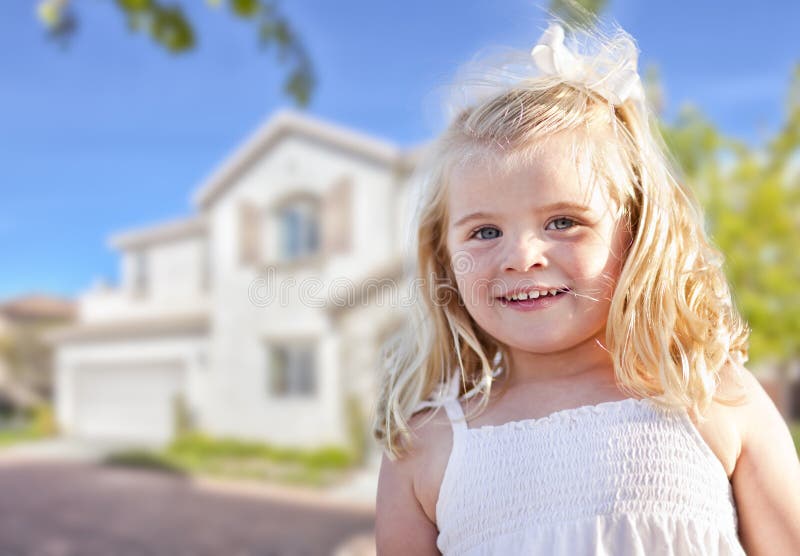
<box><xmin>374</xmin><ymin>25</ymin><xmax>749</xmax><ymax>460</ymax></box>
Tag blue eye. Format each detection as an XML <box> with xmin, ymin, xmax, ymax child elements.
<box><xmin>471</xmin><ymin>227</ymin><xmax>502</xmax><ymax>240</ymax></box>
<box><xmin>547</xmin><ymin>217</ymin><xmax>576</xmax><ymax>230</ymax></box>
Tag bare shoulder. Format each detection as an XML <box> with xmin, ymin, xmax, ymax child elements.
<box><xmin>688</xmin><ymin>361</ymin><xmax>750</xmax><ymax>478</ymax></box>
<box><xmin>685</xmin><ymin>362</ymin><xmax>800</xmax><ymax>553</ymax></box>
<box><xmin>723</xmin><ymin>362</ymin><xmax>800</xmax><ymax>554</ymax></box>
<box><xmin>405</xmin><ymin>406</ymin><xmax>456</xmax><ymax>523</ymax></box>
<box><xmin>375</xmin><ymin>406</ymin><xmax>454</xmax><ymax>555</ymax></box>
<box><xmin>690</xmin><ymin>361</ymin><xmax>798</xmax><ymax>477</ymax></box>
<box><xmin>715</xmin><ymin>362</ymin><xmax>783</xmax><ymax>458</ymax></box>
<box><xmin>723</xmin><ymin>360</ymin><xmax>798</xmax><ymax>456</ymax></box>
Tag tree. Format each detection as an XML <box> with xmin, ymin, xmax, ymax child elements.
<box><xmin>549</xmin><ymin>0</ymin><xmax>608</xmax><ymax>27</ymax></box>
<box><xmin>661</xmin><ymin>66</ymin><xmax>800</xmax><ymax>374</ymax></box>
<box><xmin>35</xmin><ymin>0</ymin><xmax>315</xmax><ymax>106</ymax></box>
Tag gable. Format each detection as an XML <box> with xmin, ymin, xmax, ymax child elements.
<box><xmin>192</xmin><ymin>110</ymin><xmax>403</xmax><ymax>210</ymax></box>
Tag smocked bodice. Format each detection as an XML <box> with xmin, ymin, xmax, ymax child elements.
<box><xmin>435</xmin><ymin>397</ymin><xmax>745</xmax><ymax>555</ymax></box>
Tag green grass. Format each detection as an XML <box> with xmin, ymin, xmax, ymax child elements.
<box><xmin>104</xmin><ymin>450</ymin><xmax>186</xmax><ymax>475</ymax></box>
<box><xmin>105</xmin><ymin>433</ymin><xmax>357</xmax><ymax>488</ymax></box>
<box><xmin>790</xmin><ymin>422</ymin><xmax>800</xmax><ymax>458</ymax></box>
<box><xmin>0</xmin><ymin>406</ymin><xmax>56</xmax><ymax>448</ymax></box>
<box><xmin>0</xmin><ymin>424</ymin><xmax>48</xmax><ymax>447</ymax></box>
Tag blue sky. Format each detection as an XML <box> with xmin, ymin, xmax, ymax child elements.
<box><xmin>1</xmin><ymin>0</ymin><xmax>798</xmax><ymax>300</ymax></box>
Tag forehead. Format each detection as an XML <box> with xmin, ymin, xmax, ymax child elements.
<box><xmin>447</xmin><ymin>134</ymin><xmax>613</xmax><ymax>223</ymax></box>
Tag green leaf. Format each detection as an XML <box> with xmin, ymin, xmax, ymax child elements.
<box><xmin>284</xmin><ymin>68</ymin><xmax>313</xmax><ymax>107</ymax></box>
<box><xmin>229</xmin><ymin>0</ymin><xmax>260</xmax><ymax>18</ymax></box>
<box><xmin>549</xmin><ymin>0</ymin><xmax>607</xmax><ymax>27</ymax></box>
<box><xmin>116</xmin><ymin>0</ymin><xmax>152</xmax><ymax>12</ymax></box>
<box><xmin>149</xmin><ymin>6</ymin><xmax>195</xmax><ymax>52</ymax></box>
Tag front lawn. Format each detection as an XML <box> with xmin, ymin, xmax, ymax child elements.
<box><xmin>0</xmin><ymin>424</ymin><xmax>48</xmax><ymax>447</ymax></box>
<box><xmin>106</xmin><ymin>433</ymin><xmax>357</xmax><ymax>487</ymax></box>
<box><xmin>0</xmin><ymin>405</ymin><xmax>57</xmax><ymax>448</ymax></box>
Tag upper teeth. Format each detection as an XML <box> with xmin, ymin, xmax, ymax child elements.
<box><xmin>504</xmin><ymin>289</ymin><xmax>560</xmax><ymax>301</ymax></box>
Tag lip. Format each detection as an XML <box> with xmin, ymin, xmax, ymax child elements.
<box><xmin>497</xmin><ymin>289</ymin><xmax>568</xmax><ymax>311</ymax></box>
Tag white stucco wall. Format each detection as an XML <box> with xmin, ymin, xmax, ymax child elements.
<box><xmin>200</xmin><ymin>131</ymin><xmax>402</xmax><ymax>448</ymax></box>
<box><xmin>80</xmin><ymin>235</ymin><xmax>209</xmax><ymax>322</ymax></box>
<box><xmin>134</xmin><ymin>236</ymin><xmax>208</xmax><ymax>300</ymax></box>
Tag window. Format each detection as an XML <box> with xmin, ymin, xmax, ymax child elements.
<box><xmin>278</xmin><ymin>198</ymin><xmax>319</xmax><ymax>260</ymax></box>
<box><xmin>267</xmin><ymin>342</ymin><xmax>316</xmax><ymax>397</ymax></box>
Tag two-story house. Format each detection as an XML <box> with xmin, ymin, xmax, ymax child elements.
<box><xmin>49</xmin><ymin>111</ymin><xmax>415</xmax><ymax>450</ymax></box>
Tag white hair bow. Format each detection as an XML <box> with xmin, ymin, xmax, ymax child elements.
<box><xmin>530</xmin><ymin>23</ymin><xmax>646</xmax><ymax>115</ymax></box>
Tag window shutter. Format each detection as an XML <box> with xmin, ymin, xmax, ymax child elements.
<box><xmin>131</xmin><ymin>250</ymin><xmax>148</xmax><ymax>297</ymax></box>
<box><xmin>238</xmin><ymin>201</ymin><xmax>261</xmax><ymax>266</ymax></box>
<box><xmin>200</xmin><ymin>240</ymin><xmax>212</xmax><ymax>292</ymax></box>
<box><xmin>321</xmin><ymin>178</ymin><xmax>352</xmax><ymax>255</ymax></box>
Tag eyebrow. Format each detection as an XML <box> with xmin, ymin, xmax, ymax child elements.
<box><xmin>451</xmin><ymin>202</ymin><xmax>593</xmax><ymax>228</ymax></box>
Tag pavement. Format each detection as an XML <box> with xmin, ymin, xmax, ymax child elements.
<box><xmin>0</xmin><ymin>437</ymin><xmax>149</xmax><ymax>462</ymax></box>
<box><xmin>0</xmin><ymin>460</ymin><xmax>376</xmax><ymax>556</ymax></box>
<box><xmin>325</xmin><ymin>453</ymin><xmax>381</xmax><ymax>511</ymax></box>
<box><xmin>0</xmin><ymin>437</ymin><xmax>381</xmax><ymax>512</ymax></box>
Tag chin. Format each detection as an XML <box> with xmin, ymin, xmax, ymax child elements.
<box><xmin>495</xmin><ymin>330</ymin><xmax>565</xmax><ymax>352</ymax></box>
<box><xmin>507</xmin><ymin>340</ymin><xmax>573</xmax><ymax>355</ymax></box>
<box><xmin>500</xmin><ymin>327</ymin><xmax>601</xmax><ymax>355</ymax></box>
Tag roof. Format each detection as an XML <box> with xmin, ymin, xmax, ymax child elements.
<box><xmin>45</xmin><ymin>313</ymin><xmax>209</xmax><ymax>344</ymax></box>
<box><xmin>109</xmin><ymin>215</ymin><xmax>207</xmax><ymax>251</ymax></box>
<box><xmin>192</xmin><ymin>110</ymin><xmax>403</xmax><ymax>209</ymax></box>
<box><xmin>0</xmin><ymin>294</ymin><xmax>76</xmax><ymax>322</ymax></box>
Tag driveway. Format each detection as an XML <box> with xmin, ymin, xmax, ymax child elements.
<box><xmin>0</xmin><ymin>437</ymin><xmax>145</xmax><ymax>462</ymax></box>
<box><xmin>0</xmin><ymin>460</ymin><xmax>375</xmax><ymax>556</ymax></box>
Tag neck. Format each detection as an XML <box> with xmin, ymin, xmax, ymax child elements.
<box><xmin>498</xmin><ymin>331</ymin><xmax>617</xmax><ymax>389</ymax></box>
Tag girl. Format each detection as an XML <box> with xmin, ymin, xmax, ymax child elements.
<box><xmin>373</xmin><ymin>21</ymin><xmax>800</xmax><ymax>556</ymax></box>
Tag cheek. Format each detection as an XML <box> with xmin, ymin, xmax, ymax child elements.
<box><xmin>569</xmin><ymin>242</ymin><xmax>627</xmax><ymax>299</ymax></box>
<box><xmin>450</xmin><ymin>249</ymin><xmax>501</xmax><ymax>304</ymax></box>
<box><xmin>450</xmin><ymin>243</ymin><xmax>500</xmax><ymax>275</ymax></box>
<box><xmin>449</xmin><ymin>248</ymin><xmax>480</xmax><ymax>277</ymax></box>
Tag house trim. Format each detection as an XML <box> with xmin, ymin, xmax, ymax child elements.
<box><xmin>192</xmin><ymin>110</ymin><xmax>402</xmax><ymax>209</ymax></box>
<box><xmin>47</xmin><ymin>314</ymin><xmax>209</xmax><ymax>344</ymax></box>
<box><xmin>109</xmin><ymin>216</ymin><xmax>207</xmax><ymax>251</ymax></box>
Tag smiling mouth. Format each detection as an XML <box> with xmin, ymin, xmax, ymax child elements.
<box><xmin>497</xmin><ymin>288</ymin><xmax>570</xmax><ymax>302</ymax></box>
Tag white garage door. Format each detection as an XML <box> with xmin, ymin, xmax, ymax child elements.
<box><xmin>73</xmin><ymin>363</ymin><xmax>183</xmax><ymax>444</ymax></box>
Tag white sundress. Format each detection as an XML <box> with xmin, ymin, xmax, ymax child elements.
<box><xmin>434</xmin><ymin>395</ymin><xmax>746</xmax><ymax>555</ymax></box>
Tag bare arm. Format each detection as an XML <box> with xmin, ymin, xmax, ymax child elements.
<box><xmin>731</xmin><ymin>368</ymin><xmax>800</xmax><ymax>555</ymax></box>
<box><xmin>375</xmin><ymin>452</ymin><xmax>440</xmax><ymax>555</ymax></box>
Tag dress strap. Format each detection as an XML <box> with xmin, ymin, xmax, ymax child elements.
<box><xmin>442</xmin><ymin>397</ymin><xmax>468</xmax><ymax>433</ymax></box>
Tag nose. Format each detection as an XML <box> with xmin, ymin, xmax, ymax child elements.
<box><xmin>502</xmin><ymin>234</ymin><xmax>548</xmax><ymax>273</ymax></box>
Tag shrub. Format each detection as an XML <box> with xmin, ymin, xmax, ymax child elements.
<box><xmin>30</xmin><ymin>404</ymin><xmax>57</xmax><ymax>436</ymax></box>
<box><xmin>167</xmin><ymin>433</ymin><xmax>354</xmax><ymax>469</ymax></box>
